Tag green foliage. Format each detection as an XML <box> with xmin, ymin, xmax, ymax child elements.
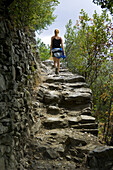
<box><xmin>37</xmin><ymin>38</ymin><xmax>50</xmax><ymax>61</ymax></box>
<box><xmin>64</xmin><ymin>9</ymin><xmax>113</xmax><ymax>144</ymax></box>
<box><xmin>93</xmin><ymin>0</ymin><xmax>113</xmax><ymax>14</ymax></box>
<box><xmin>65</xmin><ymin>10</ymin><xmax>112</xmax><ymax>84</ymax></box>
<box><xmin>8</xmin><ymin>0</ymin><xmax>59</xmax><ymax>30</ymax></box>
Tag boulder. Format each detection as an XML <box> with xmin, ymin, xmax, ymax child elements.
<box><xmin>87</xmin><ymin>146</ymin><xmax>113</xmax><ymax>170</ymax></box>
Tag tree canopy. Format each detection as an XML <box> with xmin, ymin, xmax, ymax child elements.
<box><xmin>1</xmin><ymin>0</ymin><xmax>59</xmax><ymax>30</ymax></box>
<box><xmin>93</xmin><ymin>0</ymin><xmax>113</xmax><ymax>14</ymax></box>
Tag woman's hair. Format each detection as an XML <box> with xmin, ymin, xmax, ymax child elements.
<box><xmin>54</xmin><ymin>29</ymin><xmax>59</xmax><ymax>35</ymax></box>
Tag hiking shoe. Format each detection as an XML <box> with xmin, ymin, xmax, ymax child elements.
<box><xmin>55</xmin><ymin>68</ymin><xmax>58</xmax><ymax>74</ymax></box>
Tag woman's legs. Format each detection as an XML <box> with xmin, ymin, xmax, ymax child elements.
<box><xmin>53</xmin><ymin>57</ymin><xmax>57</xmax><ymax>68</ymax></box>
<box><xmin>53</xmin><ymin>57</ymin><xmax>60</xmax><ymax>73</ymax></box>
<box><xmin>56</xmin><ymin>58</ymin><xmax>60</xmax><ymax>73</ymax></box>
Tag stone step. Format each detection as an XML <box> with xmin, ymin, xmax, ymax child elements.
<box><xmin>43</xmin><ymin>117</ymin><xmax>68</xmax><ymax>129</ymax></box>
<box><xmin>80</xmin><ymin>129</ymin><xmax>98</xmax><ymax>136</ymax></box>
<box><xmin>59</xmin><ymin>68</ymin><xmax>69</xmax><ymax>72</ymax></box>
<box><xmin>43</xmin><ymin>115</ymin><xmax>96</xmax><ymax>130</ymax></box>
<box><xmin>62</xmin><ymin>82</ymin><xmax>89</xmax><ymax>89</ymax></box>
<box><xmin>58</xmin><ymin>72</ymin><xmax>74</xmax><ymax>77</ymax></box>
<box><xmin>71</xmin><ymin>123</ymin><xmax>98</xmax><ymax>129</ymax></box>
<box><xmin>37</xmin><ymin>88</ymin><xmax>92</xmax><ymax>106</ymax></box>
<box><xmin>28</xmin><ymin>159</ymin><xmax>86</xmax><ymax>170</ymax></box>
<box><xmin>43</xmin><ymin>83</ymin><xmax>62</xmax><ymax>91</ymax></box>
<box><xmin>45</xmin><ymin>75</ymin><xmax>85</xmax><ymax>84</ymax></box>
<box><xmin>60</xmin><ymin>92</ymin><xmax>91</xmax><ymax>107</ymax></box>
<box><xmin>68</xmin><ymin>115</ymin><xmax>95</xmax><ymax>125</ymax></box>
<box><xmin>47</xmin><ymin>105</ymin><xmax>62</xmax><ymax>115</ymax></box>
<box><xmin>42</xmin><ymin>60</ymin><xmax>53</xmax><ymax>67</ymax></box>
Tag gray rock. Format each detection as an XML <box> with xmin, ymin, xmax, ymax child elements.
<box><xmin>0</xmin><ymin>123</ymin><xmax>8</xmax><ymax>134</ymax></box>
<box><xmin>45</xmin><ymin>75</ymin><xmax>64</xmax><ymax>83</ymax></box>
<box><xmin>43</xmin><ymin>90</ymin><xmax>61</xmax><ymax>104</ymax></box>
<box><xmin>46</xmin><ymin>148</ymin><xmax>59</xmax><ymax>159</ymax></box>
<box><xmin>0</xmin><ymin>21</ymin><xmax>5</xmax><ymax>39</ymax></box>
<box><xmin>42</xmin><ymin>60</ymin><xmax>53</xmax><ymax>67</ymax></box>
<box><xmin>44</xmin><ymin>117</ymin><xmax>68</xmax><ymax>129</ymax></box>
<box><xmin>87</xmin><ymin>146</ymin><xmax>113</xmax><ymax>170</ymax></box>
<box><xmin>12</xmin><ymin>65</ymin><xmax>16</xmax><ymax>81</ymax></box>
<box><xmin>47</xmin><ymin>106</ymin><xmax>61</xmax><ymax>115</ymax></box>
<box><xmin>65</xmin><ymin>75</ymin><xmax>85</xmax><ymax>83</ymax></box>
<box><xmin>0</xmin><ymin>74</ymin><xmax>6</xmax><ymax>91</ymax></box>
<box><xmin>0</xmin><ymin>157</ymin><xmax>5</xmax><ymax>170</ymax></box>
<box><xmin>0</xmin><ymin>103</ymin><xmax>8</xmax><ymax>119</ymax></box>
<box><xmin>0</xmin><ymin>145</ymin><xmax>6</xmax><ymax>156</ymax></box>
<box><xmin>60</xmin><ymin>91</ymin><xmax>91</xmax><ymax>107</ymax></box>
<box><xmin>0</xmin><ymin>45</ymin><xmax>3</xmax><ymax>53</ymax></box>
<box><xmin>31</xmin><ymin>119</ymin><xmax>41</xmax><ymax>135</ymax></box>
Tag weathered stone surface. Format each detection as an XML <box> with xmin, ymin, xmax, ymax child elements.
<box><xmin>47</xmin><ymin>105</ymin><xmax>61</xmax><ymax>115</ymax></box>
<box><xmin>0</xmin><ymin>157</ymin><xmax>5</xmax><ymax>170</ymax></box>
<box><xmin>72</xmin><ymin>123</ymin><xmax>98</xmax><ymax>129</ymax></box>
<box><xmin>26</xmin><ymin>59</ymin><xmax>113</xmax><ymax>170</ymax></box>
<box><xmin>0</xmin><ymin>74</ymin><xmax>6</xmax><ymax>91</ymax></box>
<box><xmin>43</xmin><ymin>90</ymin><xmax>61</xmax><ymax>104</ymax></box>
<box><xmin>63</xmin><ymin>82</ymin><xmax>89</xmax><ymax>88</ymax></box>
<box><xmin>46</xmin><ymin>147</ymin><xmax>59</xmax><ymax>159</ymax></box>
<box><xmin>0</xmin><ymin>123</ymin><xmax>8</xmax><ymax>134</ymax></box>
<box><xmin>45</xmin><ymin>75</ymin><xmax>65</xmax><ymax>83</ymax></box>
<box><xmin>60</xmin><ymin>91</ymin><xmax>91</xmax><ymax>107</ymax></box>
<box><xmin>45</xmin><ymin>75</ymin><xmax>85</xmax><ymax>84</ymax></box>
<box><xmin>44</xmin><ymin>116</ymin><xmax>68</xmax><ymax>129</ymax></box>
<box><xmin>87</xmin><ymin>146</ymin><xmax>113</xmax><ymax>170</ymax></box>
<box><xmin>0</xmin><ymin>16</ymin><xmax>41</xmax><ymax>170</ymax></box>
<box><xmin>42</xmin><ymin>60</ymin><xmax>53</xmax><ymax>67</ymax></box>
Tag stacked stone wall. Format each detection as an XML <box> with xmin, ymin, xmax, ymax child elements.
<box><xmin>0</xmin><ymin>17</ymin><xmax>41</xmax><ymax>170</ymax></box>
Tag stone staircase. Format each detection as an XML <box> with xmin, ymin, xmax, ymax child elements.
<box><xmin>25</xmin><ymin>60</ymin><xmax>113</xmax><ymax>170</ymax></box>
<box><xmin>37</xmin><ymin>61</ymin><xmax>98</xmax><ymax>136</ymax></box>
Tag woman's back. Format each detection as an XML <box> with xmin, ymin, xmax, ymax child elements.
<box><xmin>52</xmin><ymin>37</ymin><xmax>61</xmax><ymax>48</ymax></box>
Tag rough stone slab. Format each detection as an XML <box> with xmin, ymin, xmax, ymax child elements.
<box><xmin>67</xmin><ymin>115</ymin><xmax>95</xmax><ymax>125</ymax></box>
<box><xmin>45</xmin><ymin>76</ymin><xmax>65</xmax><ymax>83</ymax></box>
<box><xmin>0</xmin><ymin>74</ymin><xmax>6</xmax><ymax>91</ymax></box>
<box><xmin>59</xmin><ymin>72</ymin><xmax>73</xmax><ymax>77</ymax></box>
<box><xmin>59</xmin><ymin>68</ymin><xmax>69</xmax><ymax>72</ymax></box>
<box><xmin>43</xmin><ymin>117</ymin><xmax>68</xmax><ymax>129</ymax></box>
<box><xmin>63</xmin><ymin>82</ymin><xmax>89</xmax><ymax>88</ymax></box>
<box><xmin>67</xmin><ymin>117</ymin><xmax>78</xmax><ymax>124</ymax></box>
<box><xmin>43</xmin><ymin>90</ymin><xmax>61</xmax><ymax>104</ymax></box>
<box><xmin>47</xmin><ymin>106</ymin><xmax>61</xmax><ymax>115</ymax></box>
<box><xmin>73</xmin><ymin>88</ymin><xmax>92</xmax><ymax>94</ymax></box>
<box><xmin>0</xmin><ymin>123</ymin><xmax>8</xmax><ymax>134</ymax></box>
<box><xmin>87</xmin><ymin>146</ymin><xmax>113</xmax><ymax>169</ymax></box>
<box><xmin>80</xmin><ymin>115</ymin><xmax>95</xmax><ymax>123</ymax></box>
<box><xmin>44</xmin><ymin>83</ymin><xmax>62</xmax><ymax>90</ymax></box>
<box><xmin>31</xmin><ymin>119</ymin><xmax>41</xmax><ymax>135</ymax></box>
<box><xmin>66</xmin><ymin>136</ymin><xmax>87</xmax><ymax>147</ymax></box>
<box><xmin>45</xmin><ymin>75</ymin><xmax>85</xmax><ymax>84</ymax></box>
<box><xmin>0</xmin><ymin>157</ymin><xmax>5</xmax><ymax>170</ymax></box>
<box><xmin>67</xmin><ymin>110</ymin><xmax>81</xmax><ymax>117</ymax></box>
<box><xmin>80</xmin><ymin>129</ymin><xmax>98</xmax><ymax>136</ymax></box>
<box><xmin>42</xmin><ymin>60</ymin><xmax>53</xmax><ymax>67</ymax></box>
<box><xmin>60</xmin><ymin>92</ymin><xmax>91</xmax><ymax>107</ymax></box>
<box><xmin>65</xmin><ymin>75</ymin><xmax>85</xmax><ymax>83</ymax></box>
<box><xmin>71</xmin><ymin>123</ymin><xmax>98</xmax><ymax>129</ymax></box>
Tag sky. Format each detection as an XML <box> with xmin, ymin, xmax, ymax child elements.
<box><xmin>36</xmin><ymin>0</ymin><xmax>103</xmax><ymax>45</ymax></box>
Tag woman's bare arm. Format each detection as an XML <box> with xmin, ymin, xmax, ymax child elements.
<box><xmin>50</xmin><ymin>36</ymin><xmax>53</xmax><ymax>56</ymax></box>
<box><xmin>61</xmin><ymin>37</ymin><xmax>65</xmax><ymax>55</ymax></box>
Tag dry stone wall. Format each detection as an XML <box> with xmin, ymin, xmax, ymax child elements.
<box><xmin>0</xmin><ymin>17</ymin><xmax>41</xmax><ymax>170</ymax></box>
